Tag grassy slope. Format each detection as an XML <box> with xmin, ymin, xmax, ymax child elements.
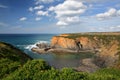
<box><xmin>0</xmin><ymin>42</ymin><xmax>32</xmax><ymax>79</ymax></box>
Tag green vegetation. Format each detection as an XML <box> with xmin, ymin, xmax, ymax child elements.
<box><xmin>64</xmin><ymin>33</ymin><xmax>120</xmax><ymax>41</ymax></box>
<box><xmin>0</xmin><ymin>42</ymin><xmax>32</xmax><ymax>79</ymax></box>
<box><xmin>88</xmin><ymin>68</ymin><xmax>120</xmax><ymax>80</ymax></box>
<box><xmin>1</xmin><ymin>41</ymin><xmax>120</xmax><ymax>80</ymax></box>
<box><xmin>3</xmin><ymin>59</ymin><xmax>120</xmax><ymax>80</ymax></box>
<box><xmin>0</xmin><ymin>42</ymin><xmax>32</xmax><ymax>62</ymax></box>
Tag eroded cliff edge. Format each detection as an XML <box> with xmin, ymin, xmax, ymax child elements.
<box><xmin>31</xmin><ymin>32</ymin><xmax>120</xmax><ymax>72</ymax></box>
<box><xmin>51</xmin><ymin>33</ymin><xmax>120</xmax><ymax>69</ymax></box>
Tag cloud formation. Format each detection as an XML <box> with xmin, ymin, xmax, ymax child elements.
<box><xmin>36</xmin><ymin>10</ymin><xmax>48</xmax><ymax>16</ymax></box>
<box><xmin>34</xmin><ymin>5</ymin><xmax>44</xmax><ymax>10</ymax></box>
<box><xmin>110</xmin><ymin>25</ymin><xmax>120</xmax><ymax>30</ymax></box>
<box><xmin>19</xmin><ymin>17</ymin><xmax>27</xmax><ymax>21</ymax></box>
<box><xmin>49</xmin><ymin>0</ymin><xmax>87</xmax><ymax>26</ymax></box>
<box><xmin>29</xmin><ymin>5</ymin><xmax>44</xmax><ymax>12</ymax></box>
<box><xmin>78</xmin><ymin>0</ymin><xmax>116</xmax><ymax>3</ymax></box>
<box><xmin>35</xmin><ymin>0</ymin><xmax>54</xmax><ymax>4</ymax></box>
<box><xmin>96</xmin><ymin>8</ymin><xmax>120</xmax><ymax>20</ymax></box>
<box><xmin>0</xmin><ymin>4</ymin><xmax>8</xmax><ymax>8</ymax></box>
<box><xmin>35</xmin><ymin>17</ymin><xmax>41</xmax><ymax>21</ymax></box>
<box><xmin>29</xmin><ymin>7</ymin><xmax>33</xmax><ymax>12</ymax></box>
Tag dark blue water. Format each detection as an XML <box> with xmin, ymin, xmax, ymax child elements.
<box><xmin>0</xmin><ymin>34</ymin><xmax>56</xmax><ymax>59</ymax></box>
<box><xmin>0</xmin><ymin>34</ymin><xmax>92</xmax><ymax>68</ymax></box>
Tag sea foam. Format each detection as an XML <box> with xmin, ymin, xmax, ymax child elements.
<box><xmin>25</xmin><ymin>41</ymin><xmax>48</xmax><ymax>50</ymax></box>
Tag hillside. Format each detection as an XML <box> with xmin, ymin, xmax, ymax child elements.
<box><xmin>0</xmin><ymin>42</ymin><xmax>32</xmax><ymax>79</ymax></box>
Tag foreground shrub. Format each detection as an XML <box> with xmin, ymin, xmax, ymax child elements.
<box><xmin>0</xmin><ymin>58</ymin><xmax>21</xmax><ymax>79</ymax></box>
<box><xmin>3</xmin><ymin>60</ymin><xmax>120</xmax><ymax>80</ymax></box>
<box><xmin>4</xmin><ymin>59</ymin><xmax>51</xmax><ymax>80</ymax></box>
<box><xmin>88</xmin><ymin>68</ymin><xmax>120</xmax><ymax>80</ymax></box>
<box><xmin>4</xmin><ymin>60</ymin><xmax>89</xmax><ymax>80</ymax></box>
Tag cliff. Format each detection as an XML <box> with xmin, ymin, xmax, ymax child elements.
<box><xmin>51</xmin><ymin>32</ymin><xmax>120</xmax><ymax>68</ymax></box>
<box><xmin>51</xmin><ymin>33</ymin><xmax>120</xmax><ymax>50</ymax></box>
<box><xmin>51</xmin><ymin>36</ymin><xmax>99</xmax><ymax>50</ymax></box>
<box><xmin>51</xmin><ymin>36</ymin><xmax>77</xmax><ymax>50</ymax></box>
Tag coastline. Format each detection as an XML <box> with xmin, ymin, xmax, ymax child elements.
<box><xmin>30</xmin><ymin>32</ymin><xmax>120</xmax><ymax>72</ymax></box>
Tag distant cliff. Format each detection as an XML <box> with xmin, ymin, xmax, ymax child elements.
<box><xmin>51</xmin><ymin>32</ymin><xmax>120</xmax><ymax>68</ymax></box>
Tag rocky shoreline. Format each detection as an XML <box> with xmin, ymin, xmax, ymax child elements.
<box><xmin>31</xmin><ymin>33</ymin><xmax>120</xmax><ymax>72</ymax></box>
<box><xmin>31</xmin><ymin>43</ymin><xmax>98</xmax><ymax>54</ymax></box>
<box><xmin>31</xmin><ymin>42</ymin><xmax>100</xmax><ymax>72</ymax></box>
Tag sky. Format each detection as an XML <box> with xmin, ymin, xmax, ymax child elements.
<box><xmin>0</xmin><ymin>0</ymin><xmax>120</xmax><ymax>33</ymax></box>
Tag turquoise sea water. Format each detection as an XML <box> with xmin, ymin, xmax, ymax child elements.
<box><xmin>0</xmin><ymin>34</ymin><xmax>93</xmax><ymax>68</ymax></box>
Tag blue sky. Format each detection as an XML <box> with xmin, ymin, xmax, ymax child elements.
<box><xmin>0</xmin><ymin>0</ymin><xmax>120</xmax><ymax>33</ymax></box>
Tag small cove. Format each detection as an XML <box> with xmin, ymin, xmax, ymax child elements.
<box><xmin>0</xmin><ymin>34</ymin><xmax>94</xmax><ymax>69</ymax></box>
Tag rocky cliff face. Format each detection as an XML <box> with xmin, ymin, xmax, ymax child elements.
<box><xmin>51</xmin><ymin>34</ymin><xmax>119</xmax><ymax>52</ymax></box>
<box><xmin>51</xmin><ymin>36</ymin><xmax>99</xmax><ymax>50</ymax></box>
<box><xmin>51</xmin><ymin>33</ymin><xmax>120</xmax><ymax>68</ymax></box>
<box><xmin>51</xmin><ymin>36</ymin><xmax>77</xmax><ymax>50</ymax></box>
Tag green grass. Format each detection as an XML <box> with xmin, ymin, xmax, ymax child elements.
<box><xmin>0</xmin><ymin>42</ymin><xmax>32</xmax><ymax>79</ymax></box>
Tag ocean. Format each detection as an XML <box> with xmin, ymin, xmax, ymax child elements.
<box><xmin>0</xmin><ymin>34</ymin><xmax>92</xmax><ymax>69</ymax></box>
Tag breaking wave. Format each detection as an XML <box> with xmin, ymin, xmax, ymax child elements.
<box><xmin>24</xmin><ymin>41</ymin><xmax>49</xmax><ymax>51</ymax></box>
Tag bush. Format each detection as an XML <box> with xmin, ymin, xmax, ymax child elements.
<box><xmin>4</xmin><ymin>59</ymin><xmax>51</xmax><ymax>80</ymax></box>
<box><xmin>0</xmin><ymin>58</ymin><xmax>21</xmax><ymax>79</ymax></box>
<box><xmin>3</xmin><ymin>60</ymin><xmax>120</xmax><ymax>80</ymax></box>
<box><xmin>88</xmin><ymin>68</ymin><xmax>120</xmax><ymax>80</ymax></box>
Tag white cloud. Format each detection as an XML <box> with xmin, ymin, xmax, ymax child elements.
<box><xmin>29</xmin><ymin>7</ymin><xmax>33</xmax><ymax>12</ymax></box>
<box><xmin>19</xmin><ymin>17</ymin><xmax>27</xmax><ymax>21</ymax></box>
<box><xmin>110</xmin><ymin>25</ymin><xmax>120</xmax><ymax>30</ymax></box>
<box><xmin>117</xmin><ymin>10</ymin><xmax>120</xmax><ymax>16</ymax></box>
<box><xmin>78</xmin><ymin>0</ymin><xmax>116</xmax><ymax>3</ymax></box>
<box><xmin>29</xmin><ymin>5</ymin><xmax>44</xmax><ymax>12</ymax></box>
<box><xmin>35</xmin><ymin>0</ymin><xmax>54</xmax><ymax>4</ymax></box>
<box><xmin>34</xmin><ymin>5</ymin><xmax>44</xmax><ymax>10</ymax></box>
<box><xmin>0</xmin><ymin>4</ymin><xmax>8</xmax><ymax>8</ymax></box>
<box><xmin>56</xmin><ymin>16</ymin><xmax>80</xmax><ymax>26</ymax></box>
<box><xmin>36</xmin><ymin>10</ymin><xmax>48</xmax><ymax>16</ymax></box>
<box><xmin>49</xmin><ymin>0</ymin><xmax>87</xmax><ymax>26</ymax></box>
<box><xmin>35</xmin><ymin>17</ymin><xmax>41</xmax><ymax>21</ymax></box>
<box><xmin>96</xmin><ymin>8</ymin><xmax>120</xmax><ymax>20</ymax></box>
<box><xmin>57</xmin><ymin>21</ymin><xmax>68</xmax><ymax>26</ymax></box>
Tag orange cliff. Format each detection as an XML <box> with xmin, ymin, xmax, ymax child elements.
<box><xmin>51</xmin><ymin>36</ymin><xmax>99</xmax><ymax>50</ymax></box>
<box><xmin>51</xmin><ymin>34</ymin><xmax>120</xmax><ymax>67</ymax></box>
<box><xmin>51</xmin><ymin>36</ymin><xmax>77</xmax><ymax>50</ymax></box>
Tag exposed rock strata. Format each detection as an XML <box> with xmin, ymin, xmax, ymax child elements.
<box><xmin>51</xmin><ymin>37</ymin><xmax>77</xmax><ymax>50</ymax></box>
<box><xmin>50</xmin><ymin>34</ymin><xmax>120</xmax><ymax>68</ymax></box>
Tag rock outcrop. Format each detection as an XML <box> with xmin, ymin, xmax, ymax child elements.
<box><xmin>75</xmin><ymin>58</ymin><xmax>99</xmax><ymax>72</ymax></box>
<box><xmin>51</xmin><ymin>36</ymin><xmax>77</xmax><ymax>50</ymax></box>
<box><xmin>31</xmin><ymin>32</ymin><xmax>120</xmax><ymax>69</ymax></box>
<box><xmin>51</xmin><ymin>33</ymin><xmax>120</xmax><ymax>68</ymax></box>
<box><xmin>51</xmin><ymin>36</ymin><xmax>99</xmax><ymax>50</ymax></box>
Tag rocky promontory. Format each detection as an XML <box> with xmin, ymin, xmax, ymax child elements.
<box><xmin>31</xmin><ymin>32</ymin><xmax>120</xmax><ymax>71</ymax></box>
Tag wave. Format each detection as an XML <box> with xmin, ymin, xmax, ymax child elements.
<box><xmin>24</xmin><ymin>41</ymin><xmax>49</xmax><ymax>51</ymax></box>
